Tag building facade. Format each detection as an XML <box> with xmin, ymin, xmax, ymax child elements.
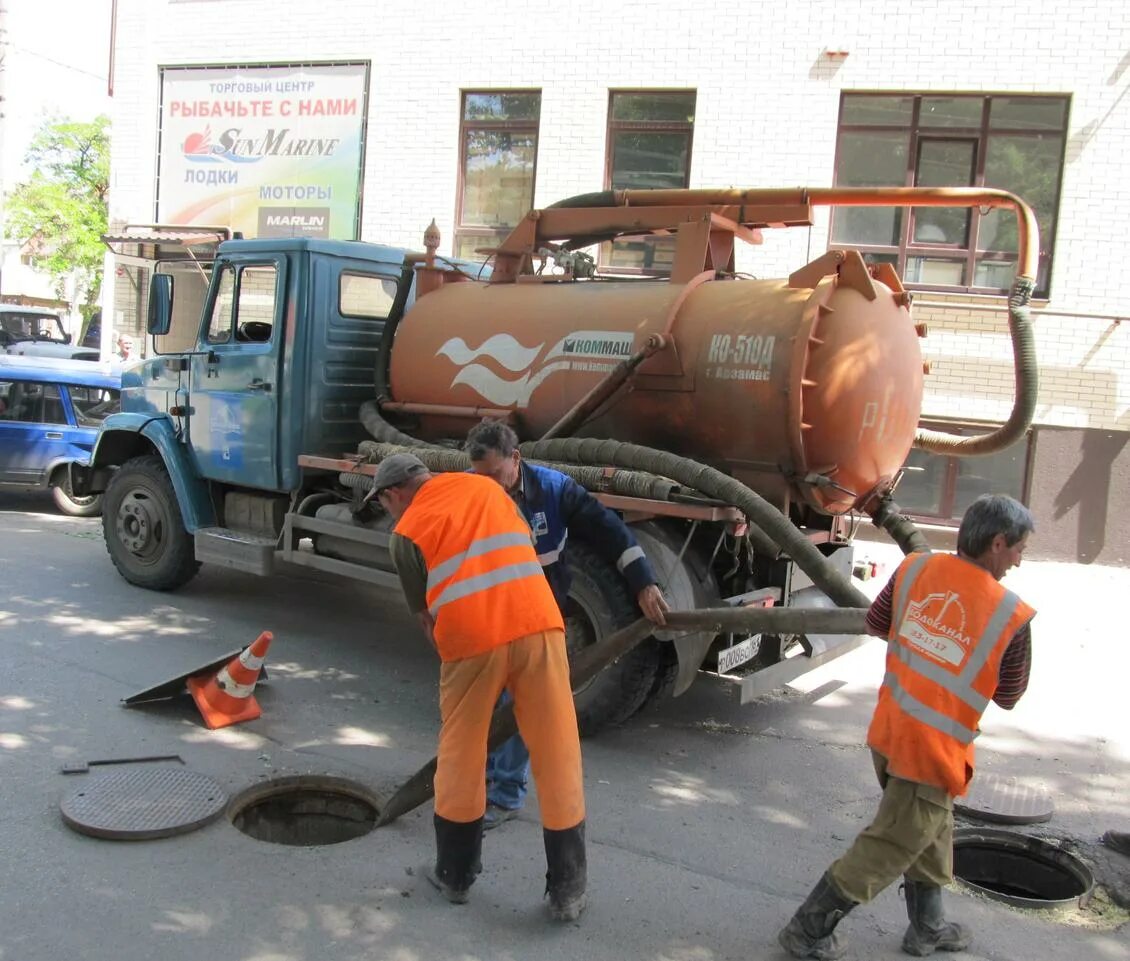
<box><xmin>106</xmin><ymin>0</ymin><xmax>1130</xmax><ymax>564</ymax></box>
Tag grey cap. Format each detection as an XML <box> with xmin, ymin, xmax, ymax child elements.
<box><xmin>372</xmin><ymin>452</ymin><xmax>429</xmax><ymax>493</ymax></box>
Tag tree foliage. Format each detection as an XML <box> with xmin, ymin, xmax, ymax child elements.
<box><xmin>4</xmin><ymin>115</ymin><xmax>110</xmax><ymax>308</ymax></box>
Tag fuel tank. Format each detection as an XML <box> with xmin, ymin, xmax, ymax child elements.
<box><xmin>388</xmin><ymin>271</ymin><xmax>923</xmax><ymax>515</ymax></box>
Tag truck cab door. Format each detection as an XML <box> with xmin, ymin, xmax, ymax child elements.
<box><xmin>187</xmin><ymin>257</ymin><xmax>286</xmax><ymax>490</ymax></box>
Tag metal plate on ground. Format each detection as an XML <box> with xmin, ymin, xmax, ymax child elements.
<box><xmin>60</xmin><ymin>767</ymin><xmax>227</xmax><ymax>840</ymax></box>
<box><xmin>954</xmin><ymin>772</ymin><xmax>1054</xmax><ymax>825</ymax></box>
<box><xmin>122</xmin><ymin>647</ymin><xmax>269</xmax><ymax>705</ymax></box>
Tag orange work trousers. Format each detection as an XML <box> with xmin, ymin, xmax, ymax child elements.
<box><xmin>434</xmin><ymin>628</ymin><xmax>585</xmax><ymax>831</ymax></box>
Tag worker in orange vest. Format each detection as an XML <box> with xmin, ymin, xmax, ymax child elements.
<box><xmin>375</xmin><ymin>452</ymin><xmax>588</xmax><ymax>922</ymax></box>
<box><xmin>779</xmin><ymin>494</ymin><xmax>1036</xmax><ymax>959</ymax></box>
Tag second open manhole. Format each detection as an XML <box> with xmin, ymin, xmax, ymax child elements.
<box><xmin>953</xmin><ymin>828</ymin><xmax>1094</xmax><ymax>912</ymax></box>
<box><xmin>229</xmin><ymin>775</ymin><xmax>379</xmax><ymax>846</ymax></box>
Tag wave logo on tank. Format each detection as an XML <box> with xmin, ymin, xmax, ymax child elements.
<box><xmin>436</xmin><ymin>330</ymin><xmax>634</xmax><ymax>407</ymax></box>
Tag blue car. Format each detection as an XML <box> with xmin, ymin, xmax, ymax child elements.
<box><xmin>0</xmin><ymin>356</ymin><xmax>121</xmax><ymax>516</ymax></box>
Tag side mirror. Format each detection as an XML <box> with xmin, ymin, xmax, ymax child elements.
<box><xmin>147</xmin><ymin>274</ymin><xmax>174</xmax><ymax>336</ymax></box>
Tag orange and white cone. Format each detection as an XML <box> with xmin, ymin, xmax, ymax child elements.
<box><xmin>187</xmin><ymin>631</ymin><xmax>272</xmax><ymax>730</ymax></box>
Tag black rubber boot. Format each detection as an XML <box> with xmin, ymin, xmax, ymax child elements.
<box><xmin>426</xmin><ymin>814</ymin><xmax>484</xmax><ymax>904</ymax></box>
<box><xmin>544</xmin><ymin>821</ymin><xmax>587</xmax><ymax>921</ymax></box>
<box><xmin>1103</xmin><ymin>830</ymin><xmax>1130</xmax><ymax>857</ymax></box>
<box><xmin>901</xmin><ymin>879</ymin><xmax>972</xmax><ymax>956</ymax></box>
<box><xmin>777</xmin><ymin>872</ymin><xmax>856</xmax><ymax>960</ymax></box>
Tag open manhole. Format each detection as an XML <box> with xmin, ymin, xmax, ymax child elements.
<box><xmin>229</xmin><ymin>775</ymin><xmax>379</xmax><ymax>846</ymax></box>
<box><xmin>953</xmin><ymin>828</ymin><xmax>1094</xmax><ymax>912</ymax></box>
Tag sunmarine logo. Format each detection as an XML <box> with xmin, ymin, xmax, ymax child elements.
<box><xmin>182</xmin><ymin>126</ymin><xmax>341</xmax><ymax>163</ymax></box>
<box><xmin>182</xmin><ymin>126</ymin><xmax>262</xmax><ymax>164</ymax></box>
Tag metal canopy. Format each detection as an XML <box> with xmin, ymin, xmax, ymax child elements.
<box><xmin>101</xmin><ymin>223</ymin><xmax>232</xmax><ymax>260</ymax></box>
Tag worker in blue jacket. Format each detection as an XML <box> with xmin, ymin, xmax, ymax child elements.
<box><xmin>466</xmin><ymin>420</ymin><xmax>669</xmax><ymax>828</ymax></box>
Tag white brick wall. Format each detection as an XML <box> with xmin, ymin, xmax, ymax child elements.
<box><xmin>112</xmin><ymin>0</ymin><xmax>1130</xmax><ymax>430</ymax></box>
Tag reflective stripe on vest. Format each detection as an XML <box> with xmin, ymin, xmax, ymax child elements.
<box><xmin>429</xmin><ymin>559</ymin><xmax>546</xmax><ymax>618</ymax></box>
<box><xmin>426</xmin><ymin>531</ymin><xmax>534</xmax><ymax>593</ymax></box>
<box><xmin>883</xmin><ymin>670</ymin><xmax>978</xmax><ymax>744</ymax></box>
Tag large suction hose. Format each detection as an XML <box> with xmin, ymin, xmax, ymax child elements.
<box><xmin>356</xmin><ymin>439</ymin><xmax>690</xmax><ymax>504</ymax></box>
<box><xmin>913</xmin><ymin>275</ymin><xmax>1037</xmax><ymax>456</ymax></box>
<box><xmin>358</xmin><ymin>400</ymin><xmax>444</xmax><ymax>449</ymax></box>
<box><xmin>519</xmin><ymin>438</ymin><xmax>870</xmax><ymax>609</ymax></box>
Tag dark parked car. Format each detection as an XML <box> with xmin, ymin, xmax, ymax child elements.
<box><xmin>0</xmin><ymin>356</ymin><xmax>121</xmax><ymax>516</ymax></box>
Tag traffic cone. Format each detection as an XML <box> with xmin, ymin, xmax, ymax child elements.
<box><xmin>186</xmin><ymin>631</ymin><xmax>272</xmax><ymax>730</ymax></box>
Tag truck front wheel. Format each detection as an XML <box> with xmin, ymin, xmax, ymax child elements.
<box><xmin>102</xmin><ymin>455</ymin><xmax>200</xmax><ymax>591</ymax></box>
<box><xmin>565</xmin><ymin>542</ymin><xmax>659</xmax><ymax>737</ymax></box>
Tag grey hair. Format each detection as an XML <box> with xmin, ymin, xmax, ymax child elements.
<box><xmin>956</xmin><ymin>494</ymin><xmax>1034</xmax><ymax>558</ymax></box>
<box><xmin>466</xmin><ymin>419</ymin><xmax>519</xmax><ymax>461</ymax></box>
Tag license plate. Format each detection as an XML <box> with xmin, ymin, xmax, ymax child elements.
<box><xmin>717</xmin><ymin>634</ymin><xmax>761</xmax><ymax>674</ymax></box>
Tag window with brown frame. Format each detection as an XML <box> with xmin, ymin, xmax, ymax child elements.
<box><xmin>454</xmin><ymin>90</ymin><xmax>541</xmax><ymax>262</ymax></box>
<box><xmin>831</xmin><ymin>93</ymin><xmax>1068</xmax><ymax>298</ymax></box>
<box><xmin>895</xmin><ymin>421</ymin><xmax>1031</xmax><ymax>523</ymax></box>
<box><xmin>602</xmin><ymin>90</ymin><xmax>696</xmax><ymax>274</ymax></box>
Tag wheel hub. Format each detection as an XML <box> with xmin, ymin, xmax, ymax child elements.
<box><xmin>117</xmin><ymin>494</ymin><xmax>159</xmax><ymax>553</ymax></box>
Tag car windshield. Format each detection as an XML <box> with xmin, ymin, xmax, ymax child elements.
<box><xmin>70</xmin><ymin>385</ymin><xmax>121</xmax><ymax>426</ymax></box>
<box><xmin>1</xmin><ymin>313</ymin><xmax>67</xmax><ymax>343</ymax></box>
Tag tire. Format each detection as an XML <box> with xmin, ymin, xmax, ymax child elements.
<box><xmin>565</xmin><ymin>542</ymin><xmax>659</xmax><ymax>737</ymax></box>
<box><xmin>101</xmin><ymin>454</ymin><xmax>201</xmax><ymax>591</ymax></box>
<box><xmin>51</xmin><ymin>470</ymin><xmax>102</xmax><ymax>517</ymax></box>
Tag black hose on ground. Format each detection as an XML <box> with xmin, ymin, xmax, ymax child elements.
<box><xmin>914</xmin><ymin>275</ymin><xmax>1038</xmax><ymax>456</ymax></box>
<box><xmin>518</xmin><ymin>438</ymin><xmax>870</xmax><ymax>609</ymax></box>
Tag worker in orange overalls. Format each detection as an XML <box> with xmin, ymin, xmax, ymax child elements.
<box><xmin>778</xmin><ymin>494</ymin><xmax>1036</xmax><ymax>959</ymax></box>
<box><xmin>375</xmin><ymin>452</ymin><xmax>587</xmax><ymax>922</ymax></box>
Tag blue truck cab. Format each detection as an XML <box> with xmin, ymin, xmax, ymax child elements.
<box><xmin>74</xmin><ymin>237</ymin><xmax>423</xmax><ymax>590</ymax></box>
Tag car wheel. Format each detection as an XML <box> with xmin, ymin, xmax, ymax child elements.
<box><xmin>51</xmin><ymin>470</ymin><xmax>103</xmax><ymax>517</ymax></box>
<box><xmin>102</xmin><ymin>454</ymin><xmax>200</xmax><ymax>590</ymax></box>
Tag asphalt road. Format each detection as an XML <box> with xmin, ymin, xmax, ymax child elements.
<box><xmin>1</xmin><ymin>491</ymin><xmax>1127</xmax><ymax>961</ymax></box>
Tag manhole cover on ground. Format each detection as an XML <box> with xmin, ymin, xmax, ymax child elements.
<box><xmin>61</xmin><ymin>768</ymin><xmax>227</xmax><ymax>840</ymax></box>
<box><xmin>229</xmin><ymin>775</ymin><xmax>378</xmax><ymax>846</ymax></box>
<box><xmin>955</xmin><ymin>772</ymin><xmax>1054</xmax><ymax>825</ymax></box>
<box><xmin>953</xmin><ymin>828</ymin><xmax>1094</xmax><ymax>912</ymax></box>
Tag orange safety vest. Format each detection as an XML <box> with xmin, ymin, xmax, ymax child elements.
<box><xmin>394</xmin><ymin>472</ymin><xmax>564</xmax><ymax>661</ymax></box>
<box><xmin>867</xmin><ymin>552</ymin><xmax>1035</xmax><ymax>797</ymax></box>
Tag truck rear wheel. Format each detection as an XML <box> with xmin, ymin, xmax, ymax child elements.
<box><xmin>102</xmin><ymin>455</ymin><xmax>200</xmax><ymax>591</ymax></box>
<box><xmin>565</xmin><ymin>542</ymin><xmax>658</xmax><ymax>737</ymax></box>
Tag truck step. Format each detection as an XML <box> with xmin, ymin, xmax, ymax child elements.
<box><xmin>194</xmin><ymin>527</ymin><xmax>278</xmax><ymax>576</ymax></box>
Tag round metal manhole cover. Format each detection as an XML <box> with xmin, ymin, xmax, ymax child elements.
<box><xmin>954</xmin><ymin>772</ymin><xmax>1054</xmax><ymax>825</ymax></box>
<box><xmin>61</xmin><ymin>768</ymin><xmax>227</xmax><ymax>840</ymax></box>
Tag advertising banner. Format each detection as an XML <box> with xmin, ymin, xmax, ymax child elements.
<box><xmin>157</xmin><ymin>63</ymin><xmax>368</xmax><ymax>239</ymax></box>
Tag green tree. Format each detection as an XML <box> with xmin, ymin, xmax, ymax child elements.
<box><xmin>4</xmin><ymin>115</ymin><xmax>110</xmax><ymax>311</ymax></box>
